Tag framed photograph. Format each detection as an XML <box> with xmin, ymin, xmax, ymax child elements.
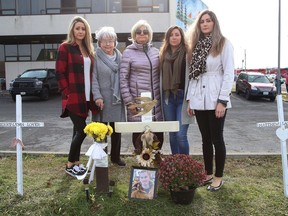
<box><xmin>128</xmin><ymin>166</ymin><xmax>158</xmax><ymax>200</ymax></box>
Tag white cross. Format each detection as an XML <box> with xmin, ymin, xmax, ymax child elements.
<box><xmin>257</xmin><ymin>95</ymin><xmax>288</xmax><ymax>197</ymax></box>
<box><xmin>0</xmin><ymin>95</ymin><xmax>44</xmax><ymax>195</ymax></box>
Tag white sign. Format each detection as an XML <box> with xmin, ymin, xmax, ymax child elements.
<box><xmin>0</xmin><ymin>122</ymin><xmax>44</xmax><ymax>127</ymax></box>
<box><xmin>256</xmin><ymin>121</ymin><xmax>288</xmax><ymax>128</ymax></box>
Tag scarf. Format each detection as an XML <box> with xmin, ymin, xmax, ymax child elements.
<box><xmin>189</xmin><ymin>35</ymin><xmax>212</xmax><ymax>80</ymax></box>
<box><xmin>162</xmin><ymin>45</ymin><xmax>185</xmax><ymax>99</ymax></box>
<box><xmin>96</xmin><ymin>47</ymin><xmax>122</xmax><ymax>105</ymax></box>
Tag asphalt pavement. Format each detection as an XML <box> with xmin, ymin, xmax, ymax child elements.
<box><xmin>0</xmin><ymin>88</ymin><xmax>288</xmax><ymax>156</ymax></box>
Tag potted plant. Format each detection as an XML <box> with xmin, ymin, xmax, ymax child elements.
<box><xmin>158</xmin><ymin>154</ymin><xmax>206</xmax><ymax>204</ymax></box>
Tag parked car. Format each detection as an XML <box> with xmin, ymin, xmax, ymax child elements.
<box><xmin>9</xmin><ymin>68</ymin><xmax>59</xmax><ymax>101</ymax></box>
<box><xmin>0</xmin><ymin>78</ymin><xmax>6</xmax><ymax>90</ymax></box>
<box><xmin>235</xmin><ymin>71</ymin><xmax>276</xmax><ymax>101</ymax></box>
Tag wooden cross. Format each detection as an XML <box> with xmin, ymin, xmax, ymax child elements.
<box><xmin>0</xmin><ymin>95</ymin><xmax>44</xmax><ymax>195</ymax></box>
<box><xmin>257</xmin><ymin>95</ymin><xmax>288</xmax><ymax>197</ymax></box>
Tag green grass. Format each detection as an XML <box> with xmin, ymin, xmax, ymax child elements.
<box><xmin>0</xmin><ymin>154</ymin><xmax>288</xmax><ymax>216</ymax></box>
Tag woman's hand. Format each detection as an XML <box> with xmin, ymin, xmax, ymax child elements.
<box><xmin>95</xmin><ymin>99</ymin><xmax>104</xmax><ymax>110</ymax></box>
<box><xmin>128</xmin><ymin>104</ymin><xmax>139</xmax><ymax>115</ymax></box>
<box><xmin>215</xmin><ymin>103</ymin><xmax>226</xmax><ymax>118</ymax></box>
<box><xmin>187</xmin><ymin>100</ymin><xmax>195</xmax><ymax>117</ymax></box>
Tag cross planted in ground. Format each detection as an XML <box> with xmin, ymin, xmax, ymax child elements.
<box><xmin>257</xmin><ymin>95</ymin><xmax>288</xmax><ymax>197</ymax></box>
<box><xmin>0</xmin><ymin>95</ymin><xmax>44</xmax><ymax>195</ymax></box>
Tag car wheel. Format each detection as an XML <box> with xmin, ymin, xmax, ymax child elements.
<box><xmin>270</xmin><ymin>97</ymin><xmax>276</xmax><ymax>102</ymax></box>
<box><xmin>236</xmin><ymin>85</ymin><xmax>240</xmax><ymax>94</ymax></box>
<box><xmin>245</xmin><ymin>90</ymin><xmax>251</xmax><ymax>100</ymax></box>
<box><xmin>11</xmin><ymin>94</ymin><xmax>16</xmax><ymax>102</ymax></box>
<box><xmin>40</xmin><ymin>87</ymin><xmax>49</xmax><ymax>100</ymax></box>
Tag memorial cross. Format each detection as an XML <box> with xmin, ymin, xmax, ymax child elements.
<box><xmin>0</xmin><ymin>95</ymin><xmax>44</xmax><ymax>195</ymax></box>
<box><xmin>257</xmin><ymin>95</ymin><xmax>288</xmax><ymax>197</ymax></box>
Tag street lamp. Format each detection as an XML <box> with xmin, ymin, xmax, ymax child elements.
<box><xmin>244</xmin><ymin>49</ymin><xmax>246</xmax><ymax>71</ymax></box>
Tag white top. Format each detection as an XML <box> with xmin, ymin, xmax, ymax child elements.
<box><xmin>84</xmin><ymin>57</ymin><xmax>91</xmax><ymax>101</ymax></box>
<box><xmin>187</xmin><ymin>40</ymin><xmax>234</xmax><ymax>110</ymax></box>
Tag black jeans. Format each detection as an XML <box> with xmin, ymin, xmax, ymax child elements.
<box><xmin>67</xmin><ymin>110</ymin><xmax>87</xmax><ymax>163</ymax></box>
<box><xmin>195</xmin><ymin>110</ymin><xmax>227</xmax><ymax>178</ymax></box>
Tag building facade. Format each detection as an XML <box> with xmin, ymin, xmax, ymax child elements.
<box><xmin>0</xmin><ymin>0</ymin><xmax>207</xmax><ymax>88</ymax></box>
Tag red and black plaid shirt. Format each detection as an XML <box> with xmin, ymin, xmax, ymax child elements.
<box><xmin>56</xmin><ymin>42</ymin><xmax>97</xmax><ymax>118</ymax></box>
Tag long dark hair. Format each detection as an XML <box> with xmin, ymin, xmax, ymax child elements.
<box><xmin>159</xmin><ymin>25</ymin><xmax>188</xmax><ymax>65</ymax></box>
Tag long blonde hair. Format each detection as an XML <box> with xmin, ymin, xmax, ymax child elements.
<box><xmin>186</xmin><ymin>10</ymin><xmax>225</xmax><ymax>62</ymax></box>
<box><xmin>65</xmin><ymin>16</ymin><xmax>95</xmax><ymax>57</ymax></box>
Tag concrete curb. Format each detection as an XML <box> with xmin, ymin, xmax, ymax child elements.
<box><xmin>0</xmin><ymin>150</ymin><xmax>282</xmax><ymax>158</ymax></box>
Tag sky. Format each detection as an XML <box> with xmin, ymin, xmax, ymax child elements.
<box><xmin>202</xmin><ymin>0</ymin><xmax>288</xmax><ymax>69</ymax></box>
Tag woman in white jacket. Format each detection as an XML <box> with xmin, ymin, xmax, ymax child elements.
<box><xmin>186</xmin><ymin>10</ymin><xmax>234</xmax><ymax>191</ymax></box>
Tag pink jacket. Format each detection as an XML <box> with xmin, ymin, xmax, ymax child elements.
<box><xmin>120</xmin><ymin>42</ymin><xmax>163</xmax><ymax>122</ymax></box>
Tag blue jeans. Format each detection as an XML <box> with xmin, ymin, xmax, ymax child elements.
<box><xmin>162</xmin><ymin>89</ymin><xmax>189</xmax><ymax>155</ymax></box>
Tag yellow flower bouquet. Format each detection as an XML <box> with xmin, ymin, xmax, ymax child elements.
<box><xmin>83</xmin><ymin>122</ymin><xmax>113</xmax><ymax>142</ymax></box>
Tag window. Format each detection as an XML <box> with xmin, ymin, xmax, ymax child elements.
<box><xmin>0</xmin><ymin>0</ymin><xmax>16</xmax><ymax>15</ymax></box>
<box><xmin>5</xmin><ymin>45</ymin><xmax>17</xmax><ymax>61</ymax></box>
<box><xmin>46</xmin><ymin>0</ymin><xmax>60</xmax><ymax>14</ymax></box>
<box><xmin>19</xmin><ymin>44</ymin><xmax>31</xmax><ymax>61</ymax></box>
<box><xmin>109</xmin><ymin>0</ymin><xmax>122</xmax><ymax>13</ymax></box>
<box><xmin>31</xmin><ymin>0</ymin><xmax>45</xmax><ymax>14</ymax></box>
<box><xmin>91</xmin><ymin>0</ymin><xmax>106</xmax><ymax>13</ymax></box>
<box><xmin>0</xmin><ymin>45</ymin><xmax>4</xmax><ymax>61</ymax></box>
<box><xmin>121</xmin><ymin>0</ymin><xmax>168</xmax><ymax>13</ymax></box>
<box><xmin>18</xmin><ymin>0</ymin><xmax>31</xmax><ymax>15</ymax></box>
<box><xmin>32</xmin><ymin>44</ymin><xmax>44</xmax><ymax>61</ymax></box>
<box><xmin>61</xmin><ymin>0</ymin><xmax>76</xmax><ymax>14</ymax></box>
<box><xmin>76</xmin><ymin>0</ymin><xmax>91</xmax><ymax>13</ymax></box>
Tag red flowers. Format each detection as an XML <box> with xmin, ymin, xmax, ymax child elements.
<box><xmin>158</xmin><ymin>154</ymin><xmax>206</xmax><ymax>191</ymax></box>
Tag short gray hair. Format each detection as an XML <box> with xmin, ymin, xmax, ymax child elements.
<box><xmin>95</xmin><ymin>26</ymin><xmax>118</xmax><ymax>47</ymax></box>
<box><xmin>130</xmin><ymin>20</ymin><xmax>153</xmax><ymax>43</ymax></box>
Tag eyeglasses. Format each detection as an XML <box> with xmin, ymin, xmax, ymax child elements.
<box><xmin>135</xmin><ymin>29</ymin><xmax>149</xmax><ymax>35</ymax></box>
<box><xmin>101</xmin><ymin>40</ymin><xmax>115</xmax><ymax>45</ymax></box>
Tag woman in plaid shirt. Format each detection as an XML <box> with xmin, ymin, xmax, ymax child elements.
<box><xmin>56</xmin><ymin>16</ymin><xmax>97</xmax><ymax>177</ymax></box>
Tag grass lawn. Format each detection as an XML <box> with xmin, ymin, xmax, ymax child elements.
<box><xmin>0</xmin><ymin>154</ymin><xmax>288</xmax><ymax>216</ymax></box>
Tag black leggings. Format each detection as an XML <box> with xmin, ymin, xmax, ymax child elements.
<box><xmin>102</xmin><ymin>122</ymin><xmax>121</xmax><ymax>163</ymax></box>
<box><xmin>68</xmin><ymin>110</ymin><xmax>87</xmax><ymax>163</ymax></box>
<box><xmin>195</xmin><ymin>110</ymin><xmax>227</xmax><ymax>177</ymax></box>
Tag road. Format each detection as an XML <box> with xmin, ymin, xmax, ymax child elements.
<box><xmin>0</xmin><ymin>92</ymin><xmax>287</xmax><ymax>155</ymax></box>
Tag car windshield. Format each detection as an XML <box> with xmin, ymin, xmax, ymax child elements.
<box><xmin>20</xmin><ymin>70</ymin><xmax>47</xmax><ymax>78</ymax></box>
<box><xmin>248</xmin><ymin>75</ymin><xmax>270</xmax><ymax>83</ymax></box>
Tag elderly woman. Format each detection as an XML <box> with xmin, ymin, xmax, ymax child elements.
<box><xmin>120</xmin><ymin>19</ymin><xmax>163</xmax><ymax>149</ymax></box>
<box><xmin>92</xmin><ymin>26</ymin><xmax>126</xmax><ymax>166</ymax></box>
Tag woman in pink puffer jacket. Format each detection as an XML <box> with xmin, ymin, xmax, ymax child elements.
<box><xmin>120</xmin><ymin>20</ymin><xmax>163</xmax><ymax>147</ymax></box>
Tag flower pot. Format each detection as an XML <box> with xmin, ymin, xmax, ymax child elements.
<box><xmin>170</xmin><ymin>188</ymin><xmax>196</xmax><ymax>205</ymax></box>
